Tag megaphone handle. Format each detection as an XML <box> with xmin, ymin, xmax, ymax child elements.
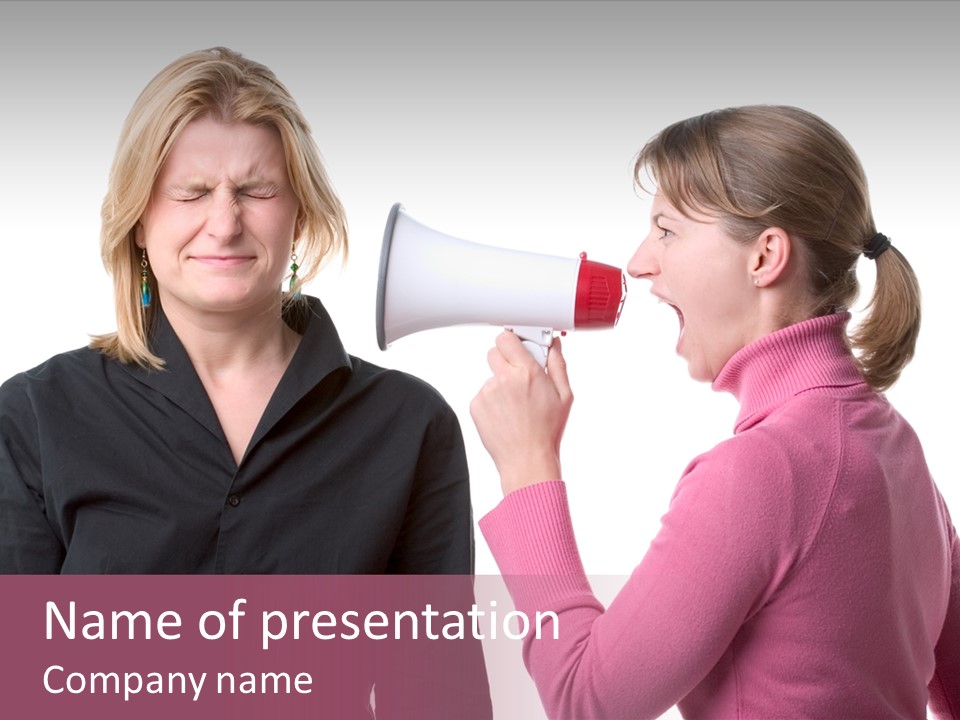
<box><xmin>520</xmin><ymin>341</ymin><xmax>549</xmax><ymax>368</ymax></box>
<box><xmin>507</xmin><ymin>326</ymin><xmax>554</xmax><ymax>369</ymax></box>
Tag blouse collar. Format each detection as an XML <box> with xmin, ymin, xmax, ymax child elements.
<box><xmin>712</xmin><ymin>313</ymin><xmax>867</xmax><ymax>433</ymax></box>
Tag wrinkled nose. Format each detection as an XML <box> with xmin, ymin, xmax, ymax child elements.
<box><xmin>207</xmin><ymin>194</ymin><xmax>242</xmax><ymax>241</ymax></box>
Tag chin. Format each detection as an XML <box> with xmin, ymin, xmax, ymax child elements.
<box><xmin>683</xmin><ymin>355</ymin><xmax>716</xmax><ymax>384</ymax></box>
<box><xmin>204</xmin><ymin>283</ymin><xmax>279</xmax><ymax>304</ymax></box>
<box><xmin>686</xmin><ymin>367</ymin><xmax>715</xmax><ymax>384</ymax></box>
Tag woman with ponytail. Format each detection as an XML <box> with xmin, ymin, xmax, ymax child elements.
<box><xmin>471</xmin><ymin>106</ymin><xmax>958</xmax><ymax>718</ymax></box>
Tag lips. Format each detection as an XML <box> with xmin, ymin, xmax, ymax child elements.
<box><xmin>190</xmin><ymin>255</ymin><xmax>255</xmax><ymax>267</ymax></box>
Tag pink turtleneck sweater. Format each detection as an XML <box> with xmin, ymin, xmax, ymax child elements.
<box><xmin>480</xmin><ymin>314</ymin><xmax>959</xmax><ymax>719</ymax></box>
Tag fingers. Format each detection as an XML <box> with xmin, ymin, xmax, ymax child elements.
<box><xmin>486</xmin><ymin>342</ymin><xmax>511</xmax><ymax>375</ymax></box>
<box><xmin>480</xmin><ymin>330</ymin><xmax>573</xmax><ymax>414</ymax></box>
<box><xmin>472</xmin><ymin>331</ymin><xmax>576</xmax><ymax>495</ymax></box>
<box><xmin>487</xmin><ymin>330</ymin><xmax>548</xmax><ymax>375</ymax></box>
<box><xmin>546</xmin><ymin>336</ymin><xmax>572</xmax><ymax>401</ymax></box>
<box><xmin>495</xmin><ymin>330</ymin><xmax>542</xmax><ymax>368</ymax></box>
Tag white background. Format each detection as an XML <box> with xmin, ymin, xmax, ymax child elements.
<box><xmin>1</xmin><ymin>2</ymin><xmax>957</xmax><ymax>714</ymax></box>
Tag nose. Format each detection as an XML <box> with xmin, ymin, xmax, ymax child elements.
<box><xmin>626</xmin><ymin>236</ymin><xmax>659</xmax><ymax>279</ymax></box>
<box><xmin>206</xmin><ymin>191</ymin><xmax>242</xmax><ymax>241</ymax></box>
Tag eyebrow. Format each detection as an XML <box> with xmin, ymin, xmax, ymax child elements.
<box><xmin>652</xmin><ymin>212</ymin><xmax>680</xmax><ymax>226</ymax></box>
<box><xmin>170</xmin><ymin>181</ymin><xmax>207</xmax><ymax>192</ymax></box>
<box><xmin>169</xmin><ymin>177</ymin><xmax>279</xmax><ymax>192</ymax></box>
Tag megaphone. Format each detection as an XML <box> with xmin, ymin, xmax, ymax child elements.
<box><xmin>376</xmin><ymin>203</ymin><xmax>626</xmax><ymax>365</ymax></box>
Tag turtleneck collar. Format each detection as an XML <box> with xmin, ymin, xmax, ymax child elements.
<box><xmin>712</xmin><ymin>313</ymin><xmax>868</xmax><ymax>434</ymax></box>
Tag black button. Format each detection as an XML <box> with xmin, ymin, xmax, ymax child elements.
<box><xmin>227</xmin><ymin>495</ymin><xmax>241</xmax><ymax>507</ymax></box>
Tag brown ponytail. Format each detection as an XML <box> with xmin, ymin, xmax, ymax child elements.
<box><xmin>850</xmin><ymin>245</ymin><xmax>921</xmax><ymax>391</ymax></box>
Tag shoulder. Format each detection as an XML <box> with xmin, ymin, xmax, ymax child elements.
<box><xmin>1</xmin><ymin>346</ymin><xmax>108</xmax><ymax>400</ymax></box>
<box><xmin>687</xmin><ymin>392</ymin><xmax>847</xmax><ymax>489</ymax></box>
<box><xmin>676</xmin><ymin>393</ymin><xmax>850</xmax><ymax>535</ymax></box>
<box><xmin>345</xmin><ymin>354</ymin><xmax>459</xmax><ymax>420</ymax></box>
<box><xmin>0</xmin><ymin>348</ymin><xmax>113</xmax><ymax>445</ymax></box>
<box><xmin>656</xmin><ymin>400</ymin><xmax>845</xmax><ymax>591</ymax></box>
<box><xmin>337</xmin><ymin>356</ymin><xmax>467</xmax><ymax>461</ymax></box>
<box><xmin>297</xmin><ymin>297</ymin><xmax>455</xmax><ymax>416</ymax></box>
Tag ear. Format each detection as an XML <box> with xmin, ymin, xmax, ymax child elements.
<box><xmin>294</xmin><ymin>210</ymin><xmax>305</xmax><ymax>239</ymax></box>
<box><xmin>749</xmin><ymin>227</ymin><xmax>792</xmax><ymax>287</ymax></box>
<box><xmin>134</xmin><ymin>221</ymin><xmax>146</xmax><ymax>249</ymax></box>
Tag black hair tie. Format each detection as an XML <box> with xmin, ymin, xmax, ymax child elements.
<box><xmin>864</xmin><ymin>232</ymin><xmax>892</xmax><ymax>260</ymax></box>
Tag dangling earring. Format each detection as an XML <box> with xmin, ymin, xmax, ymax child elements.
<box><xmin>289</xmin><ymin>245</ymin><xmax>301</xmax><ymax>299</ymax></box>
<box><xmin>140</xmin><ymin>248</ymin><xmax>152</xmax><ymax>309</ymax></box>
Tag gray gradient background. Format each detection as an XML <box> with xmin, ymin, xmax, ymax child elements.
<box><xmin>1</xmin><ymin>2</ymin><xmax>957</xmax><ymax>714</ymax></box>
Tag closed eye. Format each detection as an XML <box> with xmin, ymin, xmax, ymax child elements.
<box><xmin>168</xmin><ymin>186</ymin><xmax>209</xmax><ymax>201</ymax></box>
<box><xmin>239</xmin><ymin>182</ymin><xmax>281</xmax><ymax>200</ymax></box>
<box><xmin>176</xmin><ymin>192</ymin><xmax>207</xmax><ymax>202</ymax></box>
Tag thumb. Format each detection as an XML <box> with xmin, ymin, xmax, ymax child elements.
<box><xmin>546</xmin><ymin>336</ymin><xmax>572</xmax><ymax>400</ymax></box>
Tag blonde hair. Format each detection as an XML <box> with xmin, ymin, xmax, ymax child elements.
<box><xmin>634</xmin><ymin>105</ymin><xmax>920</xmax><ymax>392</ymax></box>
<box><xmin>90</xmin><ymin>46</ymin><xmax>348</xmax><ymax>368</ymax></box>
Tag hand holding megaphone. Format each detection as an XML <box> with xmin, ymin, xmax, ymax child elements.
<box><xmin>376</xmin><ymin>203</ymin><xmax>626</xmax><ymax>365</ymax></box>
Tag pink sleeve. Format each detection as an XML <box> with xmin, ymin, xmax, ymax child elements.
<box><xmin>480</xmin><ymin>451</ymin><xmax>802</xmax><ymax>718</ymax></box>
<box><xmin>929</xmin><ymin>517</ymin><xmax>960</xmax><ymax>718</ymax></box>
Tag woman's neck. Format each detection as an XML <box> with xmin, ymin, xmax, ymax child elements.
<box><xmin>159</xmin><ymin>294</ymin><xmax>304</xmax><ymax>465</ymax></box>
<box><xmin>160</xmin><ymin>296</ymin><xmax>301</xmax><ymax>379</ymax></box>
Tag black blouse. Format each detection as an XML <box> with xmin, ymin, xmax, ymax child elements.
<box><xmin>0</xmin><ymin>296</ymin><xmax>475</xmax><ymax>574</ymax></box>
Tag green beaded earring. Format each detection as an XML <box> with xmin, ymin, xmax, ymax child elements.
<box><xmin>289</xmin><ymin>246</ymin><xmax>301</xmax><ymax>299</ymax></box>
<box><xmin>140</xmin><ymin>249</ymin><xmax>152</xmax><ymax>309</ymax></box>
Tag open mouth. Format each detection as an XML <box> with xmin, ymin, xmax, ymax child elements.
<box><xmin>658</xmin><ymin>298</ymin><xmax>685</xmax><ymax>349</ymax></box>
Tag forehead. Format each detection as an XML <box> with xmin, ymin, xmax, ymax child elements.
<box><xmin>160</xmin><ymin>117</ymin><xmax>287</xmax><ymax>177</ymax></box>
<box><xmin>650</xmin><ymin>191</ymin><xmax>716</xmax><ymax>225</ymax></box>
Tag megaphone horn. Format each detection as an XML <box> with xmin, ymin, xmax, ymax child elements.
<box><xmin>376</xmin><ymin>203</ymin><xmax>626</xmax><ymax>365</ymax></box>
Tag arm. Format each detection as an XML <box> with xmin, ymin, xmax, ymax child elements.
<box><xmin>378</xmin><ymin>395</ymin><xmax>493</xmax><ymax>717</ymax></box>
<box><xmin>387</xmin><ymin>400</ymin><xmax>475</xmax><ymax>574</ymax></box>
<box><xmin>0</xmin><ymin>377</ymin><xmax>65</xmax><ymax>573</ymax></box>
<box><xmin>480</xmin><ymin>464</ymin><xmax>778</xmax><ymax>719</ymax></box>
<box><xmin>471</xmin><ymin>333</ymin><xmax>781</xmax><ymax>717</ymax></box>
<box><xmin>929</xmin><ymin>515</ymin><xmax>960</xmax><ymax>718</ymax></box>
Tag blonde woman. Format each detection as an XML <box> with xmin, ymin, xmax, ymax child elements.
<box><xmin>0</xmin><ymin>48</ymin><xmax>476</xmax><ymax>576</ymax></box>
<box><xmin>471</xmin><ymin>106</ymin><xmax>959</xmax><ymax>717</ymax></box>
